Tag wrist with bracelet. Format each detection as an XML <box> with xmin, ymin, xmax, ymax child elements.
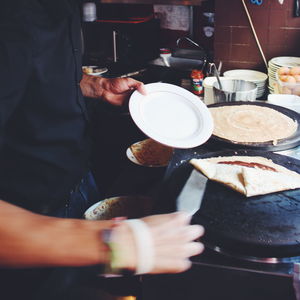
<box><xmin>101</xmin><ymin>219</ymin><xmax>154</xmax><ymax>276</ymax></box>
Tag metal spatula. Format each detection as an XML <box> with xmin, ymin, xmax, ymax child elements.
<box><xmin>176</xmin><ymin>169</ymin><xmax>207</xmax><ymax>216</ymax></box>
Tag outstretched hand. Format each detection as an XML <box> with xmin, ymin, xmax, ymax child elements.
<box><xmin>110</xmin><ymin>212</ymin><xmax>205</xmax><ymax>274</ymax></box>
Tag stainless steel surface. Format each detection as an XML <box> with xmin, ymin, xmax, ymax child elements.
<box><xmin>176</xmin><ymin>169</ymin><xmax>207</xmax><ymax>215</ymax></box>
<box><xmin>193</xmin><ymin>259</ymin><xmax>292</xmax><ymax>278</ymax></box>
<box><xmin>208</xmin><ymin>244</ymin><xmax>300</xmax><ymax>265</ymax></box>
<box><xmin>113</xmin><ymin>30</ymin><xmax>117</xmax><ymax>63</ymax></box>
<box><xmin>149</xmin><ymin>56</ymin><xmax>203</xmax><ymax>71</ymax></box>
<box><xmin>213</xmin><ymin>79</ymin><xmax>258</xmax><ymax>102</ymax></box>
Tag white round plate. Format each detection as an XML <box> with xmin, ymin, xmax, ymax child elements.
<box><xmin>82</xmin><ymin>66</ymin><xmax>108</xmax><ymax>76</ymax></box>
<box><xmin>129</xmin><ymin>83</ymin><xmax>214</xmax><ymax>149</ymax></box>
<box><xmin>223</xmin><ymin>69</ymin><xmax>268</xmax><ymax>82</ymax></box>
<box><xmin>269</xmin><ymin>57</ymin><xmax>300</xmax><ymax>68</ymax></box>
<box><xmin>126</xmin><ymin>144</ymin><xmax>169</xmax><ymax>167</ymax></box>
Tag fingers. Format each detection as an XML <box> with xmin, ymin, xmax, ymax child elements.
<box><xmin>108</xmin><ymin>212</ymin><xmax>205</xmax><ymax>275</ymax></box>
<box><xmin>143</xmin><ymin>211</ymin><xmax>191</xmax><ymax>227</ymax></box>
<box><xmin>142</xmin><ymin>212</ymin><xmax>204</xmax><ymax>242</ymax></box>
<box><xmin>101</xmin><ymin>77</ymin><xmax>146</xmax><ymax>106</ymax></box>
<box><xmin>141</xmin><ymin>212</ymin><xmax>205</xmax><ymax>274</ymax></box>
<box><xmin>126</xmin><ymin>78</ymin><xmax>147</xmax><ymax>95</ymax></box>
<box><xmin>156</xmin><ymin>241</ymin><xmax>204</xmax><ymax>258</ymax></box>
<box><xmin>180</xmin><ymin>224</ymin><xmax>205</xmax><ymax>242</ymax></box>
<box><xmin>151</xmin><ymin>241</ymin><xmax>205</xmax><ymax>274</ymax></box>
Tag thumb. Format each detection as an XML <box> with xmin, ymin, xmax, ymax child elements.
<box><xmin>126</xmin><ymin>78</ymin><xmax>147</xmax><ymax>95</ymax></box>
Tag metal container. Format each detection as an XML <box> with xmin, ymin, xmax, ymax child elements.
<box><xmin>213</xmin><ymin>79</ymin><xmax>258</xmax><ymax>103</ymax></box>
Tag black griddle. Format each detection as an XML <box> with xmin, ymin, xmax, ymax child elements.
<box><xmin>156</xmin><ymin>149</ymin><xmax>300</xmax><ymax>259</ymax></box>
<box><xmin>208</xmin><ymin>101</ymin><xmax>300</xmax><ymax>152</ymax></box>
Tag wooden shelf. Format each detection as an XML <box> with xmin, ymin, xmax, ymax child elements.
<box><xmin>99</xmin><ymin>0</ymin><xmax>204</xmax><ymax>6</ymax></box>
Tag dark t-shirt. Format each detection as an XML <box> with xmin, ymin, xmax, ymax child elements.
<box><xmin>0</xmin><ymin>0</ymin><xmax>90</xmax><ymax>214</ymax></box>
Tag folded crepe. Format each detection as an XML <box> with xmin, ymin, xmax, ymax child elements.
<box><xmin>190</xmin><ymin>156</ymin><xmax>300</xmax><ymax>197</ymax></box>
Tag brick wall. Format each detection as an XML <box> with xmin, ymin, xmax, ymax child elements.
<box><xmin>214</xmin><ymin>0</ymin><xmax>300</xmax><ymax>72</ymax></box>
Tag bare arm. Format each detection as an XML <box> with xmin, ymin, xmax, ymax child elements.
<box><xmin>0</xmin><ymin>200</ymin><xmax>116</xmax><ymax>268</ymax></box>
<box><xmin>0</xmin><ymin>200</ymin><xmax>204</xmax><ymax>273</ymax></box>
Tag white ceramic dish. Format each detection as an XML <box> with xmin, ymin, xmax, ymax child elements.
<box><xmin>82</xmin><ymin>66</ymin><xmax>108</xmax><ymax>76</ymax></box>
<box><xmin>129</xmin><ymin>82</ymin><xmax>214</xmax><ymax>149</ymax></box>
<box><xmin>269</xmin><ymin>57</ymin><xmax>300</xmax><ymax>68</ymax></box>
<box><xmin>126</xmin><ymin>145</ymin><xmax>169</xmax><ymax>167</ymax></box>
<box><xmin>84</xmin><ymin>195</ymin><xmax>154</xmax><ymax>220</ymax></box>
<box><xmin>223</xmin><ymin>69</ymin><xmax>268</xmax><ymax>83</ymax></box>
<box><xmin>267</xmin><ymin>94</ymin><xmax>300</xmax><ymax>114</ymax></box>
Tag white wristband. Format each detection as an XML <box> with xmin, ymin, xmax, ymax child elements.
<box><xmin>125</xmin><ymin>219</ymin><xmax>154</xmax><ymax>275</ymax></box>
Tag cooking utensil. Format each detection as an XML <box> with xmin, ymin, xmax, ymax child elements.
<box><xmin>242</xmin><ymin>0</ymin><xmax>268</xmax><ymax>69</ymax></box>
<box><xmin>203</xmin><ymin>76</ymin><xmax>234</xmax><ymax>105</ymax></box>
<box><xmin>208</xmin><ymin>63</ymin><xmax>223</xmax><ymax>90</ymax></box>
<box><xmin>208</xmin><ymin>101</ymin><xmax>300</xmax><ymax>151</ymax></box>
<box><xmin>213</xmin><ymin>79</ymin><xmax>257</xmax><ymax>102</ymax></box>
<box><xmin>214</xmin><ymin>66</ymin><xmax>223</xmax><ymax>91</ymax></box>
<box><xmin>176</xmin><ymin>169</ymin><xmax>207</xmax><ymax>215</ymax></box>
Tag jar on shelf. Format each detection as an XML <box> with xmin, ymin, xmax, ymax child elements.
<box><xmin>82</xmin><ymin>2</ymin><xmax>97</xmax><ymax>22</ymax></box>
<box><xmin>190</xmin><ymin>69</ymin><xmax>204</xmax><ymax>95</ymax></box>
<box><xmin>159</xmin><ymin>48</ymin><xmax>171</xmax><ymax>67</ymax></box>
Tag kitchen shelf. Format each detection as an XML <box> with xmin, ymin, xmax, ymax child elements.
<box><xmin>98</xmin><ymin>0</ymin><xmax>204</xmax><ymax>5</ymax></box>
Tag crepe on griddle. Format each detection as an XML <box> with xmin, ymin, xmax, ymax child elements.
<box><xmin>190</xmin><ymin>156</ymin><xmax>300</xmax><ymax>197</ymax></box>
<box><xmin>130</xmin><ymin>138</ymin><xmax>173</xmax><ymax>166</ymax></box>
<box><xmin>209</xmin><ymin>105</ymin><xmax>298</xmax><ymax>144</ymax></box>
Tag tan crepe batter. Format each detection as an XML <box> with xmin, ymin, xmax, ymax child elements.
<box><xmin>209</xmin><ymin>105</ymin><xmax>298</xmax><ymax>143</ymax></box>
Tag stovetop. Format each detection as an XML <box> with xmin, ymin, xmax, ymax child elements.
<box><xmin>162</xmin><ymin>144</ymin><xmax>300</xmax><ymax>279</ymax></box>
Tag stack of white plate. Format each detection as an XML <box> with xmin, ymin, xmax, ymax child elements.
<box><xmin>223</xmin><ymin>69</ymin><xmax>268</xmax><ymax>98</ymax></box>
<box><xmin>268</xmin><ymin>57</ymin><xmax>300</xmax><ymax>94</ymax></box>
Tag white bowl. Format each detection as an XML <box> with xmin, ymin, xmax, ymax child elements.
<box><xmin>84</xmin><ymin>195</ymin><xmax>154</xmax><ymax>220</ymax></box>
<box><xmin>223</xmin><ymin>69</ymin><xmax>268</xmax><ymax>83</ymax></box>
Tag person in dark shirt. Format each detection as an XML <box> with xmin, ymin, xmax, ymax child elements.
<box><xmin>0</xmin><ymin>0</ymin><xmax>146</xmax><ymax>215</ymax></box>
<box><xmin>0</xmin><ymin>1</ymin><xmax>205</xmax><ymax>300</ymax></box>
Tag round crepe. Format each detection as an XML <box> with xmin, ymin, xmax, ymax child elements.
<box><xmin>209</xmin><ymin>105</ymin><xmax>298</xmax><ymax>143</ymax></box>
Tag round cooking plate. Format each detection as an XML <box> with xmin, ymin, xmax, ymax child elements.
<box><xmin>208</xmin><ymin>101</ymin><xmax>300</xmax><ymax>151</ymax></box>
<box><xmin>159</xmin><ymin>149</ymin><xmax>300</xmax><ymax>258</ymax></box>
